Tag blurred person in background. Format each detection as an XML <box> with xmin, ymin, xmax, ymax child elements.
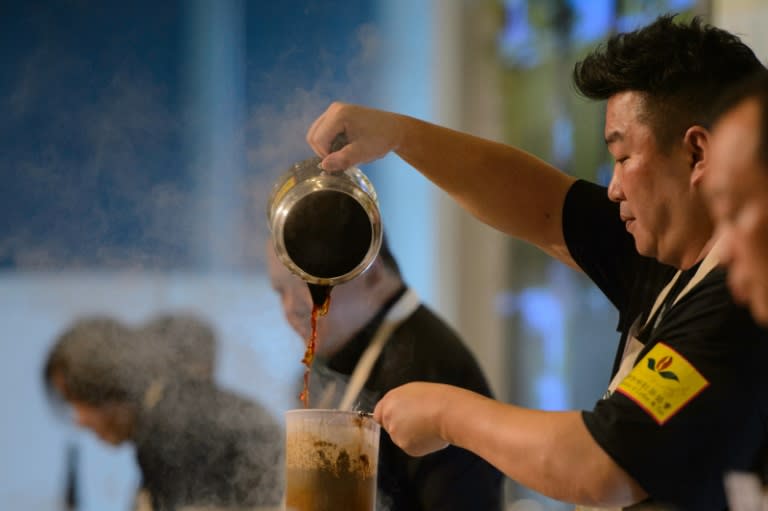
<box><xmin>44</xmin><ymin>315</ymin><xmax>284</xmax><ymax>511</ymax></box>
<box><xmin>705</xmin><ymin>70</ymin><xmax>768</xmax><ymax>327</ymax></box>
<box><xmin>306</xmin><ymin>14</ymin><xmax>768</xmax><ymax>511</ymax></box>
<box><xmin>267</xmin><ymin>236</ymin><xmax>504</xmax><ymax>511</ymax></box>
<box><xmin>131</xmin><ymin>312</ymin><xmax>218</xmax><ymax>511</ymax></box>
<box><xmin>137</xmin><ymin>312</ymin><xmax>218</xmax><ymax>382</ymax></box>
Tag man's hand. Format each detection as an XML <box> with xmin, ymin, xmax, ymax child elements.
<box><xmin>306</xmin><ymin>102</ymin><xmax>404</xmax><ymax>172</ymax></box>
<box><xmin>373</xmin><ymin>382</ymin><xmax>453</xmax><ymax>456</ymax></box>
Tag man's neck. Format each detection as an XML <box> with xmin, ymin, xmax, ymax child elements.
<box><xmin>678</xmin><ymin>235</ymin><xmax>717</xmax><ymax>270</ymax></box>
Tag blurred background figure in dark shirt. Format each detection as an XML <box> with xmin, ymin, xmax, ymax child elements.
<box><xmin>43</xmin><ymin>315</ymin><xmax>284</xmax><ymax>511</ymax></box>
<box><xmin>136</xmin><ymin>313</ymin><xmax>218</xmax><ymax>383</ymax></box>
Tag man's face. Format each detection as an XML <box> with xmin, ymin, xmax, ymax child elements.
<box><xmin>52</xmin><ymin>371</ymin><xmax>134</xmax><ymax>446</ymax></box>
<box><xmin>69</xmin><ymin>400</ymin><xmax>134</xmax><ymax>446</ymax></box>
<box><xmin>266</xmin><ymin>246</ymin><xmax>317</xmax><ymax>342</ymax></box>
<box><xmin>266</xmin><ymin>245</ymin><xmax>373</xmax><ymax>358</ymax></box>
<box><xmin>604</xmin><ymin>91</ymin><xmax>700</xmax><ymax>267</ymax></box>
<box><xmin>706</xmin><ymin>98</ymin><xmax>768</xmax><ymax>325</ymax></box>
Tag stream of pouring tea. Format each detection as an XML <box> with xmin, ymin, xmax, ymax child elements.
<box><xmin>299</xmin><ymin>283</ymin><xmax>333</xmax><ymax>407</ymax></box>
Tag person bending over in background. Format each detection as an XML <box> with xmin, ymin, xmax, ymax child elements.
<box><xmin>137</xmin><ymin>312</ymin><xmax>218</xmax><ymax>382</ymax></box>
<box><xmin>44</xmin><ymin>316</ymin><xmax>283</xmax><ymax>511</ymax></box>
<box><xmin>132</xmin><ymin>312</ymin><xmax>219</xmax><ymax>511</ymax></box>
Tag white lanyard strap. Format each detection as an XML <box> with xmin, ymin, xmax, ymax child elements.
<box><xmin>606</xmin><ymin>239</ymin><xmax>722</xmax><ymax>400</ymax></box>
<box><xmin>579</xmin><ymin>243</ymin><xmax>722</xmax><ymax>511</ymax></box>
<box><xmin>338</xmin><ymin>288</ymin><xmax>421</xmax><ymax>411</ymax></box>
<box><xmin>643</xmin><ymin>239</ymin><xmax>722</xmax><ymax>329</ymax></box>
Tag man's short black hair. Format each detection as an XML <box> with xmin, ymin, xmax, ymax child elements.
<box><xmin>711</xmin><ymin>70</ymin><xmax>768</xmax><ymax>169</ymax></box>
<box><xmin>573</xmin><ymin>14</ymin><xmax>765</xmax><ymax>150</ymax></box>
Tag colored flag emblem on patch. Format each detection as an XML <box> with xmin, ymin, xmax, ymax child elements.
<box><xmin>616</xmin><ymin>342</ymin><xmax>709</xmax><ymax>424</ymax></box>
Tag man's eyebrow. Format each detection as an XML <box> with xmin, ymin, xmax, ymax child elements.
<box><xmin>605</xmin><ymin>131</ymin><xmax>623</xmax><ymax>145</ymax></box>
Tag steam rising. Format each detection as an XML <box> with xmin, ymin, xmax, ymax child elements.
<box><xmin>2</xmin><ymin>53</ymin><xmax>189</xmax><ymax>269</ymax></box>
<box><xmin>2</xmin><ymin>10</ymin><xmax>381</xmax><ymax>270</ymax></box>
<box><xmin>242</xmin><ymin>23</ymin><xmax>381</xmax><ymax>270</ymax></box>
<box><xmin>9</xmin><ymin>6</ymin><xmax>385</xmax><ymax>508</ymax></box>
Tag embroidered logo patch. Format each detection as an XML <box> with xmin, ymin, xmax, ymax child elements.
<box><xmin>616</xmin><ymin>342</ymin><xmax>709</xmax><ymax>424</ymax></box>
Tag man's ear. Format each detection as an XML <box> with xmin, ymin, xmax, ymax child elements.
<box><xmin>684</xmin><ymin>125</ymin><xmax>710</xmax><ymax>186</ymax></box>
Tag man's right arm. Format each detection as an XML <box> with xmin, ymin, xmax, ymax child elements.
<box><xmin>375</xmin><ymin>382</ymin><xmax>648</xmax><ymax>507</ymax></box>
<box><xmin>307</xmin><ymin>102</ymin><xmax>578</xmax><ymax>268</ymax></box>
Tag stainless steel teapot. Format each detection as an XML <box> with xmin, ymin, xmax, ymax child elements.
<box><xmin>266</xmin><ymin>134</ymin><xmax>383</xmax><ymax>293</ymax></box>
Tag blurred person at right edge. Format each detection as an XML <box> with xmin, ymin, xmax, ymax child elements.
<box><xmin>704</xmin><ymin>70</ymin><xmax>768</xmax><ymax>511</ymax></box>
<box><xmin>306</xmin><ymin>14</ymin><xmax>768</xmax><ymax>511</ymax></box>
<box><xmin>705</xmin><ymin>70</ymin><xmax>768</xmax><ymax>329</ymax></box>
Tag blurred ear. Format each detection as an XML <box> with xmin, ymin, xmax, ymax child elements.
<box><xmin>684</xmin><ymin>125</ymin><xmax>710</xmax><ymax>186</ymax></box>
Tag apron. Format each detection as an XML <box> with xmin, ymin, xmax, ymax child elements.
<box><xmin>576</xmin><ymin>243</ymin><xmax>721</xmax><ymax>511</ymax></box>
<box><xmin>336</xmin><ymin>288</ymin><xmax>421</xmax><ymax>411</ymax></box>
<box><xmin>300</xmin><ymin>289</ymin><xmax>418</xmax><ymax>511</ymax></box>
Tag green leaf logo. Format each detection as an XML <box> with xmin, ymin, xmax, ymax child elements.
<box><xmin>659</xmin><ymin>371</ymin><xmax>679</xmax><ymax>381</ymax></box>
<box><xmin>647</xmin><ymin>355</ymin><xmax>679</xmax><ymax>382</ymax></box>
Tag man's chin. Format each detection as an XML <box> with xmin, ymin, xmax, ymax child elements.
<box><xmin>289</xmin><ymin>323</ymin><xmax>309</xmax><ymax>340</ymax></box>
<box><xmin>633</xmin><ymin>236</ymin><xmax>657</xmax><ymax>260</ymax></box>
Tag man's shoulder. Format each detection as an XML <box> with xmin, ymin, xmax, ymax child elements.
<box><xmin>661</xmin><ymin>267</ymin><xmax>762</xmax><ymax>336</ymax></box>
<box><xmin>651</xmin><ymin>267</ymin><xmax>768</xmax><ymax>371</ymax></box>
<box><xmin>154</xmin><ymin>381</ymin><xmax>280</xmax><ymax>435</ymax></box>
<box><xmin>391</xmin><ymin>305</ymin><xmax>476</xmax><ymax>358</ymax></box>
<box><xmin>401</xmin><ymin>303</ymin><xmax>458</xmax><ymax>333</ymax></box>
<box><xmin>379</xmin><ymin>307</ymin><xmax>495</xmax><ymax>394</ymax></box>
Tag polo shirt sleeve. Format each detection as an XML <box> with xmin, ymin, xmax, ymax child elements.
<box><xmin>562</xmin><ymin>179</ymin><xmax>640</xmax><ymax>312</ymax></box>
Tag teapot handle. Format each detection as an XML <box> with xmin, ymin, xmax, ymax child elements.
<box><xmin>329</xmin><ymin>132</ymin><xmax>348</xmax><ymax>153</ymax></box>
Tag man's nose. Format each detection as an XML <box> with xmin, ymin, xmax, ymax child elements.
<box><xmin>607</xmin><ymin>167</ymin><xmax>625</xmax><ymax>202</ymax></box>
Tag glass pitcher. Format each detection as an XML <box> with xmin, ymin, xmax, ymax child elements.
<box><xmin>284</xmin><ymin>409</ymin><xmax>380</xmax><ymax>511</ymax></box>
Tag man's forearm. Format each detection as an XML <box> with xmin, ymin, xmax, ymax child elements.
<box><xmin>438</xmin><ymin>387</ymin><xmax>646</xmax><ymax>507</ymax></box>
<box><xmin>393</xmin><ymin>114</ymin><xmax>576</xmax><ymax>264</ymax></box>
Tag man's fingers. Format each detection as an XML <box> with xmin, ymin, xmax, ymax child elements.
<box><xmin>321</xmin><ymin>145</ymin><xmax>360</xmax><ymax>172</ymax></box>
<box><xmin>305</xmin><ymin>114</ymin><xmax>325</xmax><ymax>156</ymax></box>
<box><xmin>373</xmin><ymin>400</ymin><xmax>384</xmax><ymax>424</ymax></box>
<box><xmin>307</xmin><ymin>102</ymin><xmax>349</xmax><ymax>158</ymax></box>
<box><xmin>306</xmin><ymin>112</ymin><xmax>335</xmax><ymax>158</ymax></box>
